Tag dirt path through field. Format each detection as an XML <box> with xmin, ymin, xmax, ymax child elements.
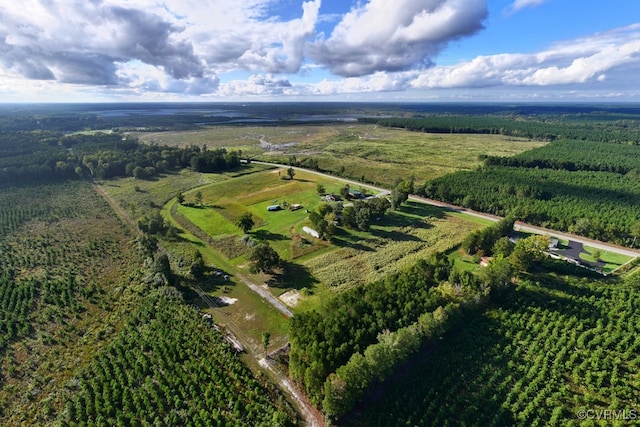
<box><xmin>236</xmin><ymin>273</ymin><xmax>294</xmax><ymax>317</ymax></box>
<box><xmin>91</xmin><ymin>178</ymin><xmax>324</xmax><ymax>427</ymax></box>
<box><xmin>90</xmin><ymin>178</ymin><xmax>140</xmax><ymax>234</ymax></box>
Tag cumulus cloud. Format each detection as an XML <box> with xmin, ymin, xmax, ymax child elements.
<box><xmin>308</xmin><ymin>0</ymin><xmax>488</xmax><ymax>77</ymax></box>
<box><xmin>218</xmin><ymin>74</ymin><xmax>295</xmax><ymax>97</ymax></box>
<box><xmin>236</xmin><ymin>0</ymin><xmax>321</xmax><ymax>74</ymax></box>
<box><xmin>288</xmin><ymin>24</ymin><xmax>640</xmax><ymax>101</ymax></box>
<box><xmin>0</xmin><ymin>0</ymin><xmax>638</xmax><ymax>101</ymax></box>
<box><xmin>0</xmin><ymin>0</ymin><xmax>204</xmax><ymax>86</ymax></box>
<box><xmin>410</xmin><ymin>24</ymin><xmax>640</xmax><ymax>89</ymax></box>
<box><xmin>116</xmin><ymin>61</ymin><xmax>219</xmax><ymax>95</ymax></box>
<box><xmin>0</xmin><ymin>0</ymin><xmax>320</xmax><ymax>93</ymax></box>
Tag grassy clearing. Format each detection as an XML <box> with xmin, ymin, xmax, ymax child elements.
<box><xmin>181</xmin><ymin>168</ymin><xmax>361</xmax><ymax>259</ymax></box>
<box><xmin>448</xmin><ymin>248</ymin><xmax>483</xmax><ymax>274</ymax></box>
<box><xmin>106</xmin><ymin>169</ymin><xmax>294</xmax><ymax>350</ymax></box>
<box><xmin>104</xmin><ymin>164</ymin><xmax>272</xmax><ymax>222</ymax></box>
<box><xmin>161</xmin><ymin>231</ymin><xmax>290</xmax><ymax>352</ymax></box>
<box><xmin>581</xmin><ymin>245</ymin><xmax>633</xmax><ymax>273</ymax></box>
<box><xmin>137</xmin><ymin>123</ymin><xmax>546</xmax><ymax>188</ymax></box>
<box><xmin>177</xmin><ymin>204</ymin><xmax>239</xmax><ymax>238</ymax></box>
<box><xmin>175</xmin><ymin>170</ymin><xmax>481</xmax><ymax>312</ymax></box>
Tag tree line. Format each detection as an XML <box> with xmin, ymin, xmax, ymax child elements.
<box><xmin>0</xmin><ymin>131</ymin><xmax>242</xmax><ymax>184</ymax></box>
<box><xmin>289</xmin><ymin>253</ymin><xmax>456</xmax><ymax>408</ymax></box>
<box><xmin>364</xmin><ymin>115</ymin><xmax>640</xmax><ymax>144</ymax></box>
<box><xmin>482</xmin><ymin>139</ymin><xmax>640</xmax><ymax>175</ymax></box>
<box><xmin>419</xmin><ymin>166</ymin><xmax>640</xmax><ymax>246</ymax></box>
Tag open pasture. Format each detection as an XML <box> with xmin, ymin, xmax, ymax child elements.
<box><xmin>172</xmin><ymin>169</ymin><xmax>481</xmax><ymax>310</ymax></box>
<box><xmin>137</xmin><ymin>123</ymin><xmax>546</xmax><ymax>187</ymax></box>
<box><xmin>177</xmin><ymin>168</ymin><xmax>361</xmax><ymax>260</ymax></box>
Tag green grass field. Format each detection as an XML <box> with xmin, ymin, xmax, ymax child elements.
<box><xmin>171</xmin><ymin>168</ymin><xmax>482</xmax><ymax>312</ymax></box>
<box><xmin>102</xmin><ymin>164</ymin><xmax>273</xmax><ymax>221</ymax></box>
<box><xmin>103</xmin><ymin>167</ymin><xmax>294</xmax><ymax>351</ymax></box>
<box><xmin>179</xmin><ymin>168</ymin><xmax>364</xmax><ymax>258</ymax></box>
<box><xmin>137</xmin><ymin>123</ymin><xmax>546</xmax><ymax>188</ymax></box>
<box><xmin>581</xmin><ymin>245</ymin><xmax>633</xmax><ymax>273</ymax></box>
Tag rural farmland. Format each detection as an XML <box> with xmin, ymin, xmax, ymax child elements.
<box><xmin>1</xmin><ymin>102</ymin><xmax>640</xmax><ymax>427</ymax></box>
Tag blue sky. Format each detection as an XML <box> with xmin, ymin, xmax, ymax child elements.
<box><xmin>1</xmin><ymin>0</ymin><xmax>639</xmax><ymax>102</ymax></box>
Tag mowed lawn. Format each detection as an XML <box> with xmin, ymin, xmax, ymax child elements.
<box><xmin>178</xmin><ymin>168</ymin><xmax>361</xmax><ymax>259</ymax></box>
<box><xmin>175</xmin><ymin>168</ymin><xmax>482</xmax><ymax>311</ymax></box>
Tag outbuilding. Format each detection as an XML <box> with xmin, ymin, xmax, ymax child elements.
<box><xmin>303</xmin><ymin>226</ymin><xmax>320</xmax><ymax>239</ymax></box>
<box><xmin>267</xmin><ymin>205</ymin><xmax>282</xmax><ymax>211</ymax></box>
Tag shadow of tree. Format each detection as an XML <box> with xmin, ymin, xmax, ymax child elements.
<box><xmin>371</xmin><ymin>228</ymin><xmax>424</xmax><ymax>242</ymax></box>
<box><xmin>330</xmin><ymin>228</ymin><xmax>376</xmax><ymax>252</ymax></box>
<box><xmin>252</xmin><ymin>229</ymin><xmax>287</xmax><ymax>241</ymax></box>
<box><xmin>400</xmin><ymin>200</ymin><xmax>447</xmax><ymax>218</ymax></box>
<box><xmin>179</xmin><ymin>265</ymin><xmax>235</xmax><ymax>295</ymax></box>
<box><xmin>268</xmin><ymin>261</ymin><xmax>319</xmax><ymax>290</ymax></box>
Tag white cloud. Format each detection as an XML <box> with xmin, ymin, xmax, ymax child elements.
<box><xmin>115</xmin><ymin>61</ymin><xmax>219</xmax><ymax>95</ymax></box>
<box><xmin>0</xmin><ymin>1</ymin><xmax>638</xmax><ymax>101</ymax></box>
<box><xmin>0</xmin><ymin>0</ymin><xmax>205</xmax><ymax>85</ymax></box>
<box><xmin>410</xmin><ymin>24</ymin><xmax>640</xmax><ymax>89</ymax></box>
<box><xmin>218</xmin><ymin>74</ymin><xmax>295</xmax><ymax>97</ymax></box>
<box><xmin>508</xmin><ymin>0</ymin><xmax>550</xmax><ymax>14</ymax></box>
<box><xmin>0</xmin><ymin>0</ymin><xmax>320</xmax><ymax>92</ymax></box>
<box><xmin>197</xmin><ymin>0</ymin><xmax>321</xmax><ymax>74</ymax></box>
<box><xmin>309</xmin><ymin>0</ymin><xmax>487</xmax><ymax>77</ymax></box>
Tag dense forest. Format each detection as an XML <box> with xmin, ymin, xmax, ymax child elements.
<box><xmin>0</xmin><ymin>131</ymin><xmax>241</xmax><ymax>184</ymax></box>
<box><xmin>418</xmin><ymin>143</ymin><xmax>640</xmax><ymax>245</ymax></box>
<box><xmin>369</xmin><ymin>115</ymin><xmax>640</xmax><ymax>144</ymax></box>
<box><xmin>347</xmin><ymin>270</ymin><xmax>640</xmax><ymax>426</ymax></box>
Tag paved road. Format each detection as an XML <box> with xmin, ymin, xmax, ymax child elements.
<box><xmin>514</xmin><ymin>222</ymin><xmax>640</xmax><ymax>258</ymax></box>
<box><xmin>253</xmin><ymin>160</ymin><xmax>640</xmax><ymax>260</ymax></box>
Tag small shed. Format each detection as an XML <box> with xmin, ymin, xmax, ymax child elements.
<box><xmin>291</xmin><ymin>204</ymin><xmax>303</xmax><ymax>211</ymax></box>
<box><xmin>303</xmin><ymin>226</ymin><xmax>320</xmax><ymax>239</ymax></box>
<box><xmin>349</xmin><ymin>189</ymin><xmax>364</xmax><ymax>198</ymax></box>
<box><xmin>480</xmin><ymin>257</ymin><xmax>492</xmax><ymax>267</ymax></box>
<box><xmin>267</xmin><ymin>205</ymin><xmax>282</xmax><ymax>211</ymax></box>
